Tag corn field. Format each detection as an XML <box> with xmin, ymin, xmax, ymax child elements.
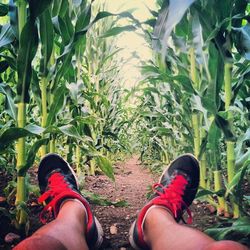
<box><xmin>0</xmin><ymin>0</ymin><xmax>249</xmax><ymax>247</ymax></box>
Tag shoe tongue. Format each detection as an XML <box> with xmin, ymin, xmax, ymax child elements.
<box><xmin>47</xmin><ymin>169</ymin><xmax>62</xmax><ymax>180</ymax></box>
<box><xmin>160</xmin><ymin>170</ymin><xmax>190</xmax><ymax>189</ymax></box>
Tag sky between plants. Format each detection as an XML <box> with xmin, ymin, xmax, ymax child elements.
<box><xmin>106</xmin><ymin>0</ymin><xmax>157</xmax><ymax>88</ymax></box>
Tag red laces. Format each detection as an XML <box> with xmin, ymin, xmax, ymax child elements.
<box><xmin>152</xmin><ymin>175</ymin><xmax>193</xmax><ymax>224</ymax></box>
<box><xmin>38</xmin><ymin>172</ymin><xmax>73</xmax><ymax>224</ymax></box>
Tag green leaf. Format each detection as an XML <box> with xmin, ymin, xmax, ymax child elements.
<box><xmin>152</xmin><ymin>0</ymin><xmax>196</xmax><ymax>53</ymax></box>
<box><xmin>205</xmin><ymin>217</ymin><xmax>250</xmax><ymax>245</ymax></box>
<box><xmin>95</xmin><ymin>156</ymin><xmax>115</xmax><ymax>181</ymax></box>
<box><xmin>0</xmin><ymin>3</ymin><xmax>8</xmax><ymax>16</ymax></box>
<box><xmin>0</xmin><ymin>60</ymin><xmax>9</xmax><ymax>73</ymax></box>
<box><xmin>75</xmin><ymin>4</ymin><xmax>91</xmax><ymax>33</ymax></box>
<box><xmin>18</xmin><ymin>138</ymin><xmax>49</xmax><ymax>176</ymax></box>
<box><xmin>0</xmin><ymin>83</ymin><xmax>17</xmax><ymax>119</ymax></box>
<box><xmin>100</xmin><ymin>25</ymin><xmax>136</xmax><ymax>38</ymax></box>
<box><xmin>46</xmin><ymin>85</ymin><xmax>66</xmax><ymax>126</ymax></box>
<box><xmin>91</xmin><ymin>11</ymin><xmax>115</xmax><ymax>24</ymax></box>
<box><xmin>191</xmin><ymin>95</ymin><xmax>207</xmax><ymax>113</ymax></box>
<box><xmin>39</xmin><ymin>9</ymin><xmax>54</xmax><ymax>76</ymax></box>
<box><xmin>0</xmin><ymin>55</ymin><xmax>16</xmax><ymax>70</ymax></box>
<box><xmin>0</xmin><ymin>24</ymin><xmax>15</xmax><ymax>48</ymax></box>
<box><xmin>16</xmin><ymin>20</ymin><xmax>38</xmax><ymax>103</ymax></box>
<box><xmin>201</xmin><ymin>43</ymin><xmax>224</xmax><ymax>114</ymax></box>
<box><xmin>0</xmin><ymin>127</ymin><xmax>35</xmax><ymax>152</ymax></box>
<box><xmin>58</xmin><ymin>124</ymin><xmax>82</xmax><ymax>140</ymax></box>
<box><xmin>52</xmin><ymin>16</ymin><xmax>72</xmax><ymax>45</ymax></box>
<box><xmin>214</xmin><ymin>114</ymin><xmax>235</xmax><ymax>141</ymax></box>
<box><xmin>24</xmin><ymin>124</ymin><xmax>45</xmax><ymax>135</ymax></box>
<box><xmin>233</xmin><ymin>23</ymin><xmax>250</xmax><ymax>60</ymax></box>
<box><xmin>225</xmin><ymin>160</ymin><xmax>250</xmax><ymax>197</ymax></box>
<box><xmin>9</xmin><ymin>0</ymin><xmax>18</xmax><ymax>38</ymax></box>
<box><xmin>196</xmin><ymin>188</ymin><xmax>225</xmax><ymax>199</ymax></box>
<box><xmin>29</xmin><ymin>0</ymin><xmax>53</xmax><ymax>20</ymax></box>
<box><xmin>81</xmin><ymin>190</ymin><xmax>128</xmax><ymax>207</ymax></box>
<box><xmin>207</xmin><ymin>120</ymin><xmax>221</xmax><ymax>150</ymax></box>
<box><xmin>71</xmin><ymin>116</ymin><xmax>99</xmax><ymax>126</ymax></box>
<box><xmin>150</xmin><ymin>126</ymin><xmax>171</xmax><ymax>136</ymax></box>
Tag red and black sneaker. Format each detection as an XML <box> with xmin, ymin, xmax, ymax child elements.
<box><xmin>129</xmin><ymin>154</ymin><xmax>200</xmax><ymax>250</ymax></box>
<box><xmin>37</xmin><ymin>153</ymin><xmax>103</xmax><ymax>249</ymax></box>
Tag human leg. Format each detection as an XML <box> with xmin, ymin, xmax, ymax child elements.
<box><xmin>144</xmin><ymin>206</ymin><xmax>247</xmax><ymax>250</ymax></box>
<box><xmin>14</xmin><ymin>200</ymin><xmax>88</xmax><ymax>250</ymax></box>
<box><xmin>14</xmin><ymin>153</ymin><xmax>103</xmax><ymax>250</ymax></box>
<box><xmin>129</xmin><ymin>154</ymin><xmax>248</xmax><ymax>250</ymax></box>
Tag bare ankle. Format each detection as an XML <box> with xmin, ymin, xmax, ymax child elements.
<box><xmin>143</xmin><ymin>206</ymin><xmax>176</xmax><ymax>245</ymax></box>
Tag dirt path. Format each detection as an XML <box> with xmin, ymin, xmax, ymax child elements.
<box><xmin>85</xmin><ymin>156</ymin><xmax>157</xmax><ymax>250</ymax></box>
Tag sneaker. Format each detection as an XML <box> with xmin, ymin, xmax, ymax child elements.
<box><xmin>129</xmin><ymin>154</ymin><xmax>200</xmax><ymax>250</ymax></box>
<box><xmin>37</xmin><ymin>153</ymin><xmax>103</xmax><ymax>249</ymax></box>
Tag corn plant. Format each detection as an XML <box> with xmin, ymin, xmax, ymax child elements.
<box><xmin>137</xmin><ymin>0</ymin><xmax>250</xmax><ymax>219</ymax></box>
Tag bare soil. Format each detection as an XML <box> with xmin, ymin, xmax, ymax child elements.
<box><xmin>0</xmin><ymin>156</ymin><xmax>226</xmax><ymax>250</ymax></box>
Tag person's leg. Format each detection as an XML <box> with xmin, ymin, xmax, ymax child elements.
<box><xmin>129</xmin><ymin>154</ymin><xmax>248</xmax><ymax>250</ymax></box>
<box><xmin>14</xmin><ymin>153</ymin><xmax>103</xmax><ymax>250</ymax></box>
<box><xmin>144</xmin><ymin>206</ymin><xmax>248</xmax><ymax>250</ymax></box>
<box><xmin>14</xmin><ymin>200</ymin><xmax>88</xmax><ymax>250</ymax></box>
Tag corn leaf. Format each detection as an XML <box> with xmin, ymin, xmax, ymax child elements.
<box><xmin>100</xmin><ymin>25</ymin><xmax>136</xmax><ymax>38</ymax></box>
<box><xmin>0</xmin><ymin>128</ymin><xmax>35</xmax><ymax>152</ymax></box>
<box><xmin>0</xmin><ymin>24</ymin><xmax>15</xmax><ymax>48</ymax></box>
<box><xmin>95</xmin><ymin>156</ymin><xmax>114</xmax><ymax>181</ymax></box>
<box><xmin>0</xmin><ymin>3</ymin><xmax>8</xmax><ymax>16</ymax></box>
<box><xmin>205</xmin><ymin>217</ymin><xmax>250</xmax><ymax>245</ymax></box>
<box><xmin>18</xmin><ymin>138</ymin><xmax>50</xmax><ymax>176</ymax></box>
<box><xmin>0</xmin><ymin>83</ymin><xmax>17</xmax><ymax>119</ymax></box>
<box><xmin>16</xmin><ymin>20</ymin><xmax>38</xmax><ymax>103</ymax></box>
<box><xmin>39</xmin><ymin>9</ymin><xmax>54</xmax><ymax>76</ymax></box>
<box><xmin>81</xmin><ymin>190</ymin><xmax>128</xmax><ymax>207</ymax></box>
<box><xmin>46</xmin><ymin>85</ymin><xmax>66</xmax><ymax>126</ymax></box>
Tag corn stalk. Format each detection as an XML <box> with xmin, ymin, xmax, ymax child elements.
<box><xmin>15</xmin><ymin>0</ymin><xmax>27</xmax><ymax>227</ymax></box>
<box><xmin>224</xmin><ymin>62</ymin><xmax>239</xmax><ymax>218</ymax></box>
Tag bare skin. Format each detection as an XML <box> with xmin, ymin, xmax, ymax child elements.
<box><xmin>144</xmin><ymin>207</ymin><xmax>248</xmax><ymax>250</ymax></box>
<box><xmin>14</xmin><ymin>200</ymin><xmax>89</xmax><ymax>250</ymax></box>
<box><xmin>14</xmin><ymin>201</ymin><xmax>248</xmax><ymax>250</ymax></box>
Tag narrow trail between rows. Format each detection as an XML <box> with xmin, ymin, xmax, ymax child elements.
<box><xmin>85</xmin><ymin>156</ymin><xmax>157</xmax><ymax>250</ymax></box>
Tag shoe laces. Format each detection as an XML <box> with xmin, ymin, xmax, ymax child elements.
<box><xmin>152</xmin><ymin>174</ymin><xmax>193</xmax><ymax>224</ymax></box>
<box><xmin>38</xmin><ymin>172</ymin><xmax>73</xmax><ymax>224</ymax></box>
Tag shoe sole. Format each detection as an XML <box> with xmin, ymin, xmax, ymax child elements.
<box><xmin>129</xmin><ymin>220</ymin><xmax>142</xmax><ymax>250</ymax></box>
<box><xmin>93</xmin><ymin>217</ymin><xmax>104</xmax><ymax>249</ymax></box>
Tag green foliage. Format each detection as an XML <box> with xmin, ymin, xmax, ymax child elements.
<box><xmin>82</xmin><ymin>190</ymin><xmax>128</xmax><ymax>207</ymax></box>
<box><xmin>205</xmin><ymin>217</ymin><xmax>250</xmax><ymax>247</ymax></box>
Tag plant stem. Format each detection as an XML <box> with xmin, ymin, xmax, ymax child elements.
<box><xmin>191</xmin><ymin>114</ymin><xmax>200</xmax><ymax>158</ymax></box>
<box><xmin>41</xmin><ymin>77</ymin><xmax>48</xmax><ymax>156</ymax></box>
<box><xmin>189</xmin><ymin>47</ymin><xmax>200</xmax><ymax>159</ymax></box>
<box><xmin>190</xmin><ymin>48</ymin><xmax>199</xmax><ymax>89</ymax></box>
<box><xmin>200</xmin><ymin>153</ymin><xmax>207</xmax><ymax>188</ymax></box>
<box><xmin>76</xmin><ymin>145</ymin><xmax>81</xmax><ymax>175</ymax></box>
<box><xmin>214</xmin><ymin>170</ymin><xmax>226</xmax><ymax>215</ymax></box>
<box><xmin>224</xmin><ymin>62</ymin><xmax>239</xmax><ymax>218</ymax></box>
<box><xmin>16</xmin><ymin>103</ymin><xmax>27</xmax><ymax>225</ymax></box>
<box><xmin>50</xmin><ymin>138</ymin><xmax>56</xmax><ymax>153</ymax></box>
<box><xmin>15</xmin><ymin>0</ymin><xmax>27</xmax><ymax>227</ymax></box>
<box><xmin>90</xmin><ymin>159</ymin><xmax>95</xmax><ymax>176</ymax></box>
